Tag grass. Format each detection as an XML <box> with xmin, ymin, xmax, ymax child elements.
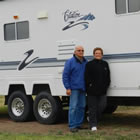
<box><xmin>0</xmin><ymin>131</ymin><xmax>139</xmax><ymax>140</ymax></box>
<box><xmin>0</xmin><ymin>97</ymin><xmax>140</xmax><ymax>140</ymax></box>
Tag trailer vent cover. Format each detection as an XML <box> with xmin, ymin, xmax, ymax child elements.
<box><xmin>57</xmin><ymin>40</ymin><xmax>77</xmax><ymax>60</ymax></box>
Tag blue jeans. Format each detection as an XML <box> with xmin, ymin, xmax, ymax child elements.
<box><xmin>69</xmin><ymin>90</ymin><xmax>86</xmax><ymax>129</ymax></box>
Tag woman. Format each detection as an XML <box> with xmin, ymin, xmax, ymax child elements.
<box><xmin>85</xmin><ymin>47</ymin><xmax>110</xmax><ymax>131</ymax></box>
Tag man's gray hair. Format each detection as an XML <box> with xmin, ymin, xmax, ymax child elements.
<box><xmin>74</xmin><ymin>45</ymin><xmax>84</xmax><ymax>51</ymax></box>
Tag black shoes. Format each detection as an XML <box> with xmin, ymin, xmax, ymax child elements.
<box><xmin>70</xmin><ymin>126</ymin><xmax>88</xmax><ymax>132</ymax></box>
<box><xmin>77</xmin><ymin>126</ymin><xmax>85</xmax><ymax>130</ymax></box>
<box><xmin>77</xmin><ymin>126</ymin><xmax>88</xmax><ymax>130</ymax></box>
<box><xmin>70</xmin><ymin>128</ymin><xmax>78</xmax><ymax>133</ymax></box>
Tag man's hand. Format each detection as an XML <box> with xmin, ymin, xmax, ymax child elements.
<box><xmin>66</xmin><ymin>89</ymin><xmax>71</xmax><ymax>96</ymax></box>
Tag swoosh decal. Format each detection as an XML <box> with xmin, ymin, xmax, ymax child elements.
<box><xmin>18</xmin><ymin>49</ymin><xmax>39</xmax><ymax>71</ymax></box>
<box><xmin>62</xmin><ymin>21</ymin><xmax>89</xmax><ymax>31</ymax></box>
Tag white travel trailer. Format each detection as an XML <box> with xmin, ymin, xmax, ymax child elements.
<box><xmin>0</xmin><ymin>0</ymin><xmax>140</xmax><ymax>124</ymax></box>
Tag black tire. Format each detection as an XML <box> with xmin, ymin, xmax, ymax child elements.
<box><xmin>104</xmin><ymin>104</ymin><xmax>118</xmax><ymax>114</ymax></box>
<box><xmin>8</xmin><ymin>90</ymin><xmax>33</xmax><ymax>122</ymax></box>
<box><xmin>33</xmin><ymin>91</ymin><xmax>62</xmax><ymax>124</ymax></box>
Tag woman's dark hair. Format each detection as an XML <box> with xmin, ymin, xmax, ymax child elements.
<box><xmin>93</xmin><ymin>47</ymin><xmax>103</xmax><ymax>55</ymax></box>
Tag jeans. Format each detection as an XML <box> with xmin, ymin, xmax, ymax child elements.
<box><xmin>69</xmin><ymin>90</ymin><xmax>86</xmax><ymax>129</ymax></box>
<box><xmin>87</xmin><ymin>95</ymin><xmax>107</xmax><ymax>128</ymax></box>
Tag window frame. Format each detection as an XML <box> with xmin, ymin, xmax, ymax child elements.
<box><xmin>4</xmin><ymin>22</ymin><xmax>16</xmax><ymax>41</ymax></box>
<box><xmin>4</xmin><ymin>21</ymin><xmax>30</xmax><ymax>41</ymax></box>
<box><xmin>128</xmin><ymin>0</ymin><xmax>140</xmax><ymax>13</ymax></box>
<box><xmin>115</xmin><ymin>0</ymin><xmax>140</xmax><ymax>15</ymax></box>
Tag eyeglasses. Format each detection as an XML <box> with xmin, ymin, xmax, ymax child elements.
<box><xmin>94</xmin><ymin>52</ymin><xmax>102</xmax><ymax>55</ymax></box>
<box><xmin>76</xmin><ymin>50</ymin><xmax>84</xmax><ymax>52</ymax></box>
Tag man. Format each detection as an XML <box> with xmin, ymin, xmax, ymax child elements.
<box><xmin>62</xmin><ymin>45</ymin><xmax>87</xmax><ymax>132</ymax></box>
<box><xmin>85</xmin><ymin>47</ymin><xmax>110</xmax><ymax>131</ymax></box>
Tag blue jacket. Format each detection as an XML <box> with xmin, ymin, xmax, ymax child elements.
<box><xmin>62</xmin><ymin>55</ymin><xmax>87</xmax><ymax>91</ymax></box>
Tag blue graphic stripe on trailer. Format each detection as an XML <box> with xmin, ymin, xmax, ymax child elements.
<box><xmin>0</xmin><ymin>52</ymin><xmax>140</xmax><ymax>70</ymax></box>
<box><xmin>85</xmin><ymin>53</ymin><xmax>140</xmax><ymax>60</ymax></box>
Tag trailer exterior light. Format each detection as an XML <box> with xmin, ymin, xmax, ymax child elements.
<box><xmin>13</xmin><ymin>15</ymin><xmax>19</xmax><ymax>19</ymax></box>
<box><xmin>37</xmin><ymin>11</ymin><xmax>48</xmax><ymax>19</ymax></box>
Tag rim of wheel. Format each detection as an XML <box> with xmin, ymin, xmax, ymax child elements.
<box><xmin>11</xmin><ymin>98</ymin><xmax>24</xmax><ymax>117</ymax></box>
<box><xmin>38</xmin><ymin>98</ymin><xmax>52</xmax><ymax>119</ymax></box>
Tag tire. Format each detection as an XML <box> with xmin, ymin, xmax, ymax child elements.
<box><xmin>104</xmin><ymin>104</ymin><xmax>118</xmax><ymax>114</ymax></box>
<box><xmin>33</xmin><ymin>91</ymin><xmax>62</xmax><ymax>124</ymax></box>
<box><xmin>8</xmin><ymin>90</ymin><xmax>33</xmax><ymax>122</ymax></box>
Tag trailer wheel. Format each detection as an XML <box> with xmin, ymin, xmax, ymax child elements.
<box><xmin>104</xmin><ymin>104</ymin><xmax>118</xmax><ymax>114</ymax></box>
<box><xmin>33</xmin><ymin>91</ymin><xmax>62</xmax><ymax>124</ymax></box>
<box><xmin>8</xmin><ymin>90</ymin><xmax>33</xmax><ymax>122</ymax></box>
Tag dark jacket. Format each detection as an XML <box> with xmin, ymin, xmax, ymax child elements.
<box><xmin>85</xmin><ymin>59</ymin><xmax>110</xmax><ymax>96</ymax></box>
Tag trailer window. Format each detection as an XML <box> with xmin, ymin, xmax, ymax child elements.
<box><xmin>4</xmin><ymin>23</ymin><xmax>16</xmax><ymax>41</ymax></box>
<box><xmin>115</xmin><ymin>0</ymin><xmax>140</xmax><ymax>14</ymax></box>
<box><xmin>128</xmin><ymin>0</ymin><xmax>140</xmax><ymax>13</ymax></box>
<box><xmin>17</xmin><ymin>21</ymin><xmax>29</xmax><ymax>40</ymax></box>
<box><xmin>115</xmin><ymin>0</ymin><xmax>126</xmax><ymax>14</ymax></box>
<box><xmin>4</xmin><ymin>21</ymin><xmax>29</xmax><ymax>41</ymax></box>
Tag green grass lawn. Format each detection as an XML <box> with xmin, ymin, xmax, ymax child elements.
<box><xmin>0</xmin><ymin>100</ymin><xmax>140</xmax><ymax>140</ymax></box>
<box><xmin>0</xmin><ymin>130</ymin><xmax>139</xmax><ymax>140</ymax></box>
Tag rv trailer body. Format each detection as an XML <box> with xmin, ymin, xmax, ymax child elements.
<box><xmin>0</xmin><ymin>0</ymin><xmax>140</xmax><ymax>123</ymax></box>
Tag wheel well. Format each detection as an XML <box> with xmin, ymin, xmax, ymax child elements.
<box><xmin>32</xmin><ymin>84</ymin><xmax>51</xmax><ymax>95</ymax></box>
<box><xmin>5</xmin><ymin>84</ymin><xmax>26</xmax><ymax>105</ymax></box>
